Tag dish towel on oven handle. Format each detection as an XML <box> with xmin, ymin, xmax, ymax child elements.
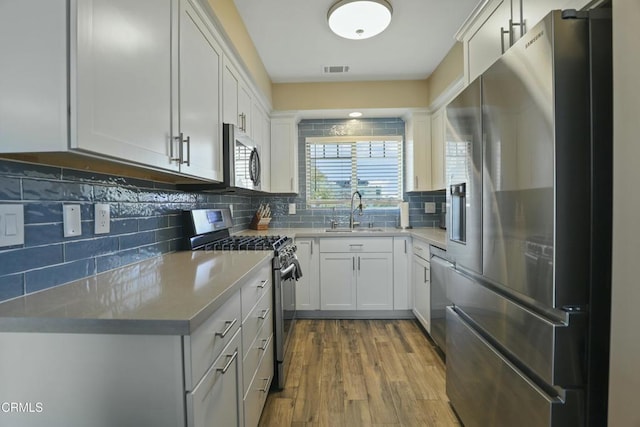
<box><xmin>291</xmin><ymin>254</ymin><xmax>303</xmax><ymax>281</ymax></box>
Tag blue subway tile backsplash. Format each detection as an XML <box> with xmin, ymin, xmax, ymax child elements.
<box><xmin>0</xmin><ymin>273</ymin><xmax>24</xmax><ymax>301</ymax></box>
<box><xmin>25</xmin><ymin>259</ymin><xmax>96</xmax><ymax>294</ymax></box>
<box><xmin>0</xmin><ymin>158</ymin><xmax>255</xmax><ymax>302</ymax></box>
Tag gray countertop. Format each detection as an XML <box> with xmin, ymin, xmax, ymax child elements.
<box><xmin>0</xmin><ymin>250</ymin><xmax>272</xmax><ymax>335</ymax></box>
<box><xmin>239</xmin><ymin>227</ymin><xmax>447</xmax><ymax>249</ymax></box>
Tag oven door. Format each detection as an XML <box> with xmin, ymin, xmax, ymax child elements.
<box><xmin>273</xmin><ymin>262</ymin><xmax>296</xmax><ymax>389</ymax></box>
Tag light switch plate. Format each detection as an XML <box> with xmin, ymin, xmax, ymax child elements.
<box><xmin>288</xmin><ymin>203</ymin><xmax>296</xmax><ymax>215</ymax></box>
<box><xmin>0</xmin><ymin>204</ymin><xmax>24</xmax><ymax>247</ymax></box>
<box><xmin>424</xmin><ymin>202</ymin><xmax>436</xmax><ymax>214</ymax></box>
<box><xmin>63</xmin><ymin>204</ymin><xmax>82</xmax><ymax>237</ymax></box>
<box><xmin>94</xmin><ymin>203</ymin><xmax>110</xmax><ymax>234</ymax></box>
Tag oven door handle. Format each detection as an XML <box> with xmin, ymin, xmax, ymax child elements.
<box><xmin>281</xmin><ymin>263</ymin><xmax>296</xmax><ymax>277</ymax></box>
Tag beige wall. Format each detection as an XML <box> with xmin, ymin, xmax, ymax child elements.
<box><xmin>427</xmin><ymin>42</ymin><xmax>464</xmax><ymax>105</ymax></box>
<box><xmin>270</xmin><ymin>42</ymin><xmax>464</xmax><ymax>112</ymax></box>
<box><xmin>609</xmin><ymin>1</ymin><xmax>640</xmax><ymax>425</ymax></box>
<box><xmin>272</xmin><ymin>80</ymin><xmax>429</xmax><ymax>111</ymax></box>
<box><xmin>206</xmin><ymin>0</ymin><xmax>272</xmax><ymax>103</ymax></box>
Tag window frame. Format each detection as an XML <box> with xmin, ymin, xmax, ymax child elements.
<box><xmin>305</xmin><ymin>135</ymin><xmax>404</xmax><ymax>208</ymax></box>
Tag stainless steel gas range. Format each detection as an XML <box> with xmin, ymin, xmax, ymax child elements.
<box><xmin>183</xmin><ymin>208</ymin><xmax>300</xmax><ymax>390</ymax></box>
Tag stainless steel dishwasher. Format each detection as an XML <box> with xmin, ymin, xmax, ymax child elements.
<box><xmin>429</xmin><ymin>245</ymin><xmax>453</xmax><ymax>353</ymax></box>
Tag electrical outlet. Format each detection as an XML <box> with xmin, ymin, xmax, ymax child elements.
<box><xmin>424</xmin><ymin>202</ymin><xmax>436</xmax><ymax>214</ymax></box>
<box><xmin>0</xmin><ymin>204</ymin><xmax>24</xmax><ymax>247</ymax></box>
<box><xmin>94</xmin><ymin>204</ymin><xmax>110</xmax><ymax>234</ymax></box>
<box><xmin>229</xmin><ymin>204</ymin><xmax>234</xmax><ymax>217</ymax></box>
<box><xmin>288</xmin><ymin>203</ymin><xmax>296</xmax><ymax>215</ymax></box>
<box><xmin>63</xmin><ymin>204</ymin><xmax>82</xmax><ymax>237</ymax></box>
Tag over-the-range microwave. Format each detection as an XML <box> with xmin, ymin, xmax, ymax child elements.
<box><xmin>178</xmin><ymin>123</ymin><xmax>261</xmax><ymax>193</ymax></box>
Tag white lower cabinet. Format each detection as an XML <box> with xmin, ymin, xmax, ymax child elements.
<box><xmin>243</xmin><ymin>337</ymin><xmax>274</xmax><ymax>427</ymax></box>
<box><xmin>393</xmin><ymin>237</ymin><xmax>411</xmax><ymax>310</ymax></box>
<box><xmin>319</xmin><ymin>237</ymin><xmax>393</xmax><ymax>311</ymax></box>
<box><xmin>412</xmin><ymin>241</ymin><xmax>431</xmax><ymax>332</ymax></box>
<box><xmin>186</xmin><ymin>329</ymin><xmax>243</xmax><ymax>427</ymax></box>
<box><xmin>356</xmin><ymin>253</ymin><xmax>394</xmax><ymax>310</ymax></box>
<box><xmin>186</xmin><ymin>259</ymin><xmax>273</xmax><ymax>427</ymax></box>
<box><xmin>295</xmin><ymin>238</ymin><xmax>320</xmax><ymax>310</ymax></box>
<box><xmin>320</xmin><ymin>253</ymin><xmax>358</xmax><ymax>310</ymax></box>
<box><xmin>240</xmin><ymin>264</ymin><xmax>274</xmax><ymax>427</ymax></box>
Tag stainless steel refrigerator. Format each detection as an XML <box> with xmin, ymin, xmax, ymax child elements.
<box><xmin>445</xmin><ymin>9</ymin><xmax>612</xmax><ymax>427</ymax></box>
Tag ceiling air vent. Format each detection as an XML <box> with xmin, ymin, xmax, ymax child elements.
<box><xmin>323</xmin><ymin>65</ymin><xmax>350</xmax><ymax>74</ymax></box>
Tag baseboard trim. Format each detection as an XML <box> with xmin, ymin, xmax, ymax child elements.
<box><xmin>296</xmin><ymin>310</ymin><xmax>415</xmax><ymax>320</ymax></box>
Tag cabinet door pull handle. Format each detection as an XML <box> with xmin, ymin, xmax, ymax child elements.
<box><xmin>358</xmin><ymin>256</ymin><xmax>360</xmax><ymax>271</ymax></box>
<box><xmin>500</xmin><ymin>26</ymin><xmax>510</xmax><ymax>54</ymax></box>
<box><xmin>258</xmin><ymin>279</ymin><xmax>269</xmax><ymax>289</ymax></box>
<box><xmin>404</xmin><ymin>240</ymin><xmax>407</xmax><ymax>253</ymax></box>
<box><xmin>259</xmin><ymin>308</ymin><xmax>270</xmax><ymax>320</ymax></box>
<box><xmin>258</xmin><ymin>338</ymin><xmax>269</xmax><ymax>351</ymax></box>
<box><xmin>353</xmin><ymin>256</ymin><xmax>355</xmax><ymax>271</ymax></box>
<box><xmin>215</xmin><ymin>318</ymin><xmax>238</xmax><ymax>338</ymax></box>
<box><xmin>290</xmin><ymin>177</ymin><xmax>294</xmax><ymax>191</ymax></box>
<box><xmin>349</xmin><ymin>244</ymin><xmax>364</xmax><ymax>247</ymax></box>
<box><xmin>171</xmin><ymin>134</ymin><xmax>182</xmax><ymax>163</ymax></box>
<box><xmin>260</xmin><ymin>376</ymin><xmax>271</xmax><ymax>393</ymax></box>
<box><xmin>510</xmin><ymin>18</ymin><xmax>525</xmax><ymax>40</ymax></box>
<box><xmin>424</xmin><ymin>266</ymin><xmax>427</xmax><ymax>283</ymax></box>
<box><xmin>216</xmin><ymin>350</ymin><xmax>238</xmax><ymax>374</ymax></box>
<box><xmin>182</xmin><ymin>135</ymin><xmax>191</xmax><ymax>166</ymax></box>
<box><xmin>310</xmin><ymin>241</ymin><xmax>313</xmax><ymax>255</ymax></box>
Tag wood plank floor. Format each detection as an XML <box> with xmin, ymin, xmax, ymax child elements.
<box><xmin>259</xmin><ymin>319</ymin><xmax>460</xmax><ymax>427</ymax></box>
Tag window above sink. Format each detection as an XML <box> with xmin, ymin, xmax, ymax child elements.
<box><xmin>305</xmin><ymin>136</ymin><xmax>403</xmax><ymax>209</ymax></box>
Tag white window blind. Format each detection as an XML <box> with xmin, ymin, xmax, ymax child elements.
<box><xmin>306</xmin><ymin>136</ymin><xmax>403</xmax><ymax>207</ymax></box>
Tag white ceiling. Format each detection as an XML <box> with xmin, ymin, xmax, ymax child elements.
<box><xmin>233</xmin><ymin>0</ymin><xmax>483</xmax><ymax>84</ymax></box>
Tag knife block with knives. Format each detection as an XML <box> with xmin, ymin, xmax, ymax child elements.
<box><xmin>250</xmin><ymin>204</ymin><xmax>271</xmax><ymax>230</ymax></box>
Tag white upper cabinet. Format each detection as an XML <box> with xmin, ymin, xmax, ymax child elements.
<box><xmin>430</xmin><ymin>107</ymin><xmax>446</xmax><ymax>191</ymax></box>
<box><xmin>74</xmin><ymin>0</ymin><xmax>178</xmax><ymax>172</ymax></box>
<box><xmin>238</xmin><ymin>83</ymin><xmax>252</xmax><ymax>136</ymax></box>
<box><xmin>466</xmin><ymin>0</ymin><xmax>511</xmax><ymax>83</ymax></box>
<box><xmin>270</xmin><ymin>115</ymin><xmax>299</xmax><ymax>194</ymax></box>
<box><xmin>404</xmin><ymin>110</ymin><xmax>432</xmax><ymax>192</ymax></box>
<box><xmin>222</xmin><ymin>59</ymin><xmax>252</xmax><ymax>135</ymax></box>
<box><xmin>222</xmin><ymin>60</ymin><xmax>239</xmax><ymax>128</ymax></box>
<box><xmin>0</xmin><ymin>0</ymin><xmax>68</xmax><ymax>151</ymax></box>
<box><xmin>177</xmin><ymin>0</ymin><xmax>223</xmax><ymax>181</ymax></box>
<box><xmin>461</xmin><ymin>0</ymin><xmax>593</xmax><ymax>83</ymax></box>
<box><xmin>405</xmin><ymin>109</ymin><xmax>446</xmax><ymax>192</ymax></box>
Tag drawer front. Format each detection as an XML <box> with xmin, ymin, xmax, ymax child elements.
<box><xmin>242</xmin><ymin>316</ymin><xmax>273</xmax><ymax>397</ymax></box>
<box><xmin>412</xmin><ymin>239</ymin><xmax>430</xmax><ymax>260</ymax></box>
<box><xmin>241</xmin><ymin>263</ymin><xmax>272</xmax><ymax>323</ymax></box>
<box><xmin>184</xmin><ymin>289</ymin><xmax>241</xmax><ymax>391</ymax></box>
<box><xmin>186</xmin><ymin>329</ymin><xmax>242</xmax><ymax>427</ymax></box>
<box><xmin>242</xmin><ymin>282</ymin><xmax>273</xmax><ymax>359</ymax></box>
<box><xmin>320</xmin><ymin>237</ymin><xmax>392</xmax><ymax>253</ymax></box>
<box><xmin>446</xmin><ymin>308</ymin><xmax>583</xmax><ymax>427</ymax></box>
<box><xmin>244</xmin><ymin>337</ymin><xmax>274</xmax><ymax>427</ymax></box>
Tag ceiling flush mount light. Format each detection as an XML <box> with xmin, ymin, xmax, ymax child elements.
<box><xmin>349</xmin><ymin>112</ymin><xmax>363</xmax><ymax>118</ymax></box>
<box><xmin>328</xmin><ymin>0</ymin><xmax>393</xmax><ymax>40</ymax></box>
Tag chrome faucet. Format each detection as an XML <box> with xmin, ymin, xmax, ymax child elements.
<box><xmin>349</xmin><ymin>190</ymin><xmax>363</xmax><ymax>229</ymax></box>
